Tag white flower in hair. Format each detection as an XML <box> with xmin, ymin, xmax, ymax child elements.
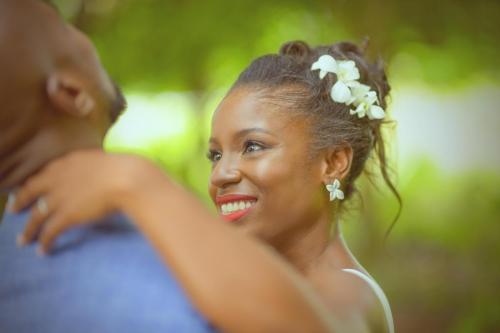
<box><xmin>330</xmin><ymin>60</ymin><xmax>360</xmax><ymax>104</ymax></box>
<box><xmin>310</xmin><ymin>54</ymin><xmax>386</xmax><ymax>120</ymax></box>
<box><xmin>349</xmin><ymin>83</ymin><xmax>385</xmax><ymax>119</ymax></box>
<box><xmin>326</xmin><ymin>179</ymin><xmax>344</xmax><ymax>201</ymax></box>
<box><xmin>346</xmin><ymin>82</ymin><xmax>370</xmax><ymax>105</ymax></box>
<box><xmin>311</xmin><ymin>55</ymin><xmax>338</xmax><ymax>79</ymax></box>
<box><xmin>311</xmin><ymin>56</ymin><xmax>360</xmax><ymax>103</ymax></box>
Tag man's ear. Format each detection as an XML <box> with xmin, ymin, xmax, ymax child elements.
<box><xmin>46</xmin><ymin>72</ymin><xmax>95</xmax><ymax>117</ymax></box>
<box><xmin>321</xmin><ymin>145</ymin><xmax>353</xmax><ymax>184</ymax></box>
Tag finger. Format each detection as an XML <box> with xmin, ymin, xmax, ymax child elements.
<box><xmin>38</xmin><ymin>212</ymin><xmax>74</xmax><ymax>255</ymax></box>
<box><xmin>11</xmin><ymin>176</ymin><xmax>49</xmax><ymax>213</ymax></box>
<box><xmin>19</xmin><ymin>197</ymin><xmax>54</xmax><ymax>246</ymax></box>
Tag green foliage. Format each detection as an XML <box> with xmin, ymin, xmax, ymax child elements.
<box><xmin>46</xmin><ymin>1</ymin><xmax>500</xmax><ymax>331</ymax></box>
<box><xmin>53</xmin><ymin>0</ymin><xmax>500</xmax><ymax>91</ymax></box>
<box><xmin>342</xmin><ymin>160</ymin><xmax>500</xmax><ymax>332</ymax></box>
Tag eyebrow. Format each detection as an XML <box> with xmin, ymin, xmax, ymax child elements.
<box><xmin>209</xmin><ymin>127</ymin><xmax>273</xmax><ymax>144</ymax></box>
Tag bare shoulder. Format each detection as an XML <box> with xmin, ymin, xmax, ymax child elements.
<box><xmin>307</xmin><ymin>254</ymin><xmax>393</xmax><ymax>333</ymax></box>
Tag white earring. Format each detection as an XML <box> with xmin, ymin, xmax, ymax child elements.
<box><xmin>326</xmin><ymin>179</ymin><xmax>344</xmax><ymax>201</ymax></box>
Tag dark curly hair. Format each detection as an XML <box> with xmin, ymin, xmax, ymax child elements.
<box><xmin>230</xmin><ymin>40</ymin><xmax>401</xmax><ymax>233</ymax></box>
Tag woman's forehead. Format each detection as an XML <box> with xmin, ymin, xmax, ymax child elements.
<box><xmin>213</xmin><ymin>90</ymin><xmax>288</xmax><ymax>131</ymax></box>
<box><xmin>211</xmin><ymin>90</ymin><xmax>311</xmax><ymax>143</ymax></box>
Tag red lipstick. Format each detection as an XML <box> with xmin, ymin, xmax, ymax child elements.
<box><xmin>221</xmin><ymin>207</ymin><xmax>253</xmax><ymax>222</ymax></box>
<box><xmin>215</xmin><ymin>194</ymin><xmax>257</xmax><ymax>222</ymax></box>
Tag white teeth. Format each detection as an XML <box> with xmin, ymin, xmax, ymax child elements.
<box><xmin>220</xmin><ymin>200</ymin><xmax>256</xmax><ymax>215</ymax></box>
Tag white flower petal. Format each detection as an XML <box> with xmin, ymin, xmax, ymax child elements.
<box><xmin>311</xmin><ymin>55</ymin><xmax>337</xmax><ymax>78</ymax></box>
<box><xmin>338</xmin><ymin>60</ymin><xmax>360</xmax><ymax>81</ymax></box>
<box><xmin>346</xmin><ymin>80</ymin><xmax>360</xmax><ymax>88</ymax></box>
<box><xmin>354</xmin><ymin>104</ymin><xmax>366</xmax><ymax>118</ymax></box>
<box><xmin>331</xmin><ymin>81</ymin><xmax>352</xmax><ymax>104</ymax></box>
<box><xmin>348</xmin><ymin>84</ymin><xmax>370</xmax><ymax>105</ymax></box>
<box><xmin>365</xmin><ymin>91</ymin><xmax>378</xmax><ymax>105</ymax></box>
<box><xmin>350</xmin><ymin>106</ymin><xmax>360</xmax><ymax>116</ymax></box>
<box><xmin>367</xmin><ymin>105</ymin><xmax>385</xmax><ymax>119</ymax></box>
<box><xmin>335</xmin><ymin>190</ymin><xmax>345</xmax><ymax>200</ymax></box>
<box><xmin>333</xmin><ymin>179</ymin><xmax>341</xmax><ymax>188</ymax></box>
<box><xmin>326</xmin><ymin>184</ymin><xmax>334</xmax><ymax>191</ymax></box>
<box><xmin>351</xmin><ymin>84</ymin><xmax>370</xmax><ymax>98</ymax></box>
<box><xmin>330</xmin><ymin>192</ymin><xmax>336</xmax><ymax>201</ymax></box>
<box><xmin>338</xmin><ymin>60</ymin><xmax>354</xmax><ymax>70</ymax></box>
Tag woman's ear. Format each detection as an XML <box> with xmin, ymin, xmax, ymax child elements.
<box><xmin>321</xmin><ymin>145</ymin><xmax>353</xmax><ymax>183</ymax></box>
<box><xmin>46</xmin><ymin>72</ymin><xmax>95</xmax><ymax>118</ymax></box>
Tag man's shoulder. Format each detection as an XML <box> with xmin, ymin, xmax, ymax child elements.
<box><xmin>0</xmin><ymin>212</ymin><xmax>216</xmax><ymax>333</ymax></box>
<box><xmin>0</xmin><ymin>211</ymin><xmax>145</xmax><ymax>260</ymax></box>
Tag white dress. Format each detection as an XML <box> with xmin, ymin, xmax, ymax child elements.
<box><xmin>341</xmin><ymin>268</ymin><xmax>395</xmax><ymax>333</ymax></box>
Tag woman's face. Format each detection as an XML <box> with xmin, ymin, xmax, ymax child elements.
<box><xmin>208</xmin><ymin>87</ymin><xmax>329</xmax><ymax>245</ymax></box>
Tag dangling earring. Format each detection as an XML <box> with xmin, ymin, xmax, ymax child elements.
<box><xmin>326</xmin><ymin>179</ymin><xmax>344</xmax><ymax>201</ymax></box>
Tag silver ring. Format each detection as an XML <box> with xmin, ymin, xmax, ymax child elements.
<box><xmin>36</xmin><ymin>197</ymin><xmax>49</xmax><ymax>217</ymax></box>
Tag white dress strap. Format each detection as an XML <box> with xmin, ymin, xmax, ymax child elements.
<box><xmin>341</xmin><ymin>268</ymin><xmax>394</xmax><ymax>333</ymax></box>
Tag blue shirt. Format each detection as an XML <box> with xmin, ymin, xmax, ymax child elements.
<box><xmin>0</xmin><ymin>210</ymin><xmax>217</xmax><ymax>333</ymax></box>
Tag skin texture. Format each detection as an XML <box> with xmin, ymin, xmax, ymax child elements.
<box><xmin>12</xmin><ymin>89</ymin><xmax>387</xmax><ymax>332</ymax></box>
<box><xmin>1</xmin><ymin>1</ymin><xmax>344</xmax><ymax>331</ymax></box>
<box><xmin>210</xmin><ymin>87</ymin><xmax>384</xmax><ymax>327</ymax></box>
<box><xmin>208</xmin><ymin>88</ymin><xmax>329</xmax><ymax>250</ymax></box>
<box><xmin>2</xmin><ymin>1</ymin><xmax>388</xmax><ymax>331</ymax></box>
<box><xmin>0</xmin><ymin>0</ymin><xmax>124</xmax><ymax>193</ymax></box>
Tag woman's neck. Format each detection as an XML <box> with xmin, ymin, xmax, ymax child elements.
<box><xmin>276</xmin><ymin>211</ymin><xmax>339</xmax><ymax>274</ymax></box>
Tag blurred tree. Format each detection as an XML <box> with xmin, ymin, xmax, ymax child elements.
<box><xmin>52</xmin><ymin>0</ymin><xmax>500</xmax><ymax>91</ymax></box>
<box><xmin>35</xmin><ymin>1</ymin><xmax>500</xmax><ymax>332</ymax></box>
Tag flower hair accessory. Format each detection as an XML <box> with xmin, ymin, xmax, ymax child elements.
<box><xmin>311</xmin><ymin>54</ymin><xmax>385</xmax><ymax>120</ymax></box>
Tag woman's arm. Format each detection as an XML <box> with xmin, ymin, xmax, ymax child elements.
<box><xmin>118</xmin><ymin>159</ymin><xmax>339</xmax><ymax>333</ymax></box>
<box><xmin>12</xmin><ymin>151</ymin><xmax>340</xmax><ymax>333</ymax></box>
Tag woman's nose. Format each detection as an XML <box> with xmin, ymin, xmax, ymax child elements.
<box><xmin>210</xmin><ymin>156</ymin><xmax>242</xmax><ymax>189</ymax></box>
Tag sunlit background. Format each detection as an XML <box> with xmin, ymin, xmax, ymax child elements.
<box><xmin>52</xmin><ymin>0</ymin><xmax>500</xmax><ymax>331</ymax></box>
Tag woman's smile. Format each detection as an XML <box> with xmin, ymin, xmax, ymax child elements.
<box><xmin>207</xmin><ymin>87</ymin><xmax>328</xmax><ymax>242</ymax></box>
<box><xmin>216</xmin><ymin>194</ymin><xmax>257</xmax><ymax>222</ymax></box>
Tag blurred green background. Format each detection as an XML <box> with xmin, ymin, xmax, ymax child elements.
<box><xmin>54</xmin><ymin>0</ymin><xmax>500</xmax><ymax>331</ymax></box>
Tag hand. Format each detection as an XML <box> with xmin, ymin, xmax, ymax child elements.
<box><xmin>10</xmin><ymin>149</ymin><xmax>151</xmax><ymax>255</ymax></box>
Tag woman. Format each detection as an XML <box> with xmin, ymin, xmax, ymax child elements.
<box><xmin>12</xmin><ymin>40</ymin><xmax>398</xmax><ymax>333</ymax></box>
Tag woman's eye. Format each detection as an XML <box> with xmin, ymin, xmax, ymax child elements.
<box><xmin>243</xmin><ymin>141</ymin><xmax>265</xmax><ymax>154</ymax></box>
<box><xmin>206</xmin><ymin>150</ymin><xmax>222</xmax><ymax>163</ymax></box>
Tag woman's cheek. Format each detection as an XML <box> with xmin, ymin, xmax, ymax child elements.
<box><xmin>252</xmin><ymin>152</ymin><xmax>291</xmax><ymax>184</ymax></box>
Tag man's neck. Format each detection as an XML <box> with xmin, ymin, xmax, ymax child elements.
<box><xmin>0</xmin><ymin>125</ymin><xmax>103</xmax><ymax>191</ymax></box>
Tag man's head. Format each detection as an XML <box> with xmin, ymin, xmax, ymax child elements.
<box><xmin>0</xmin><ymin>0</ymin><xmax>126</xmax><ymax>191</ymax></box>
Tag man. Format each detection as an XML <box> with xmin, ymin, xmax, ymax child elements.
<box><xmin>0</xmin><ymin>0</ymin><xmax>216</xmax><ymax>332</ymax></box>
